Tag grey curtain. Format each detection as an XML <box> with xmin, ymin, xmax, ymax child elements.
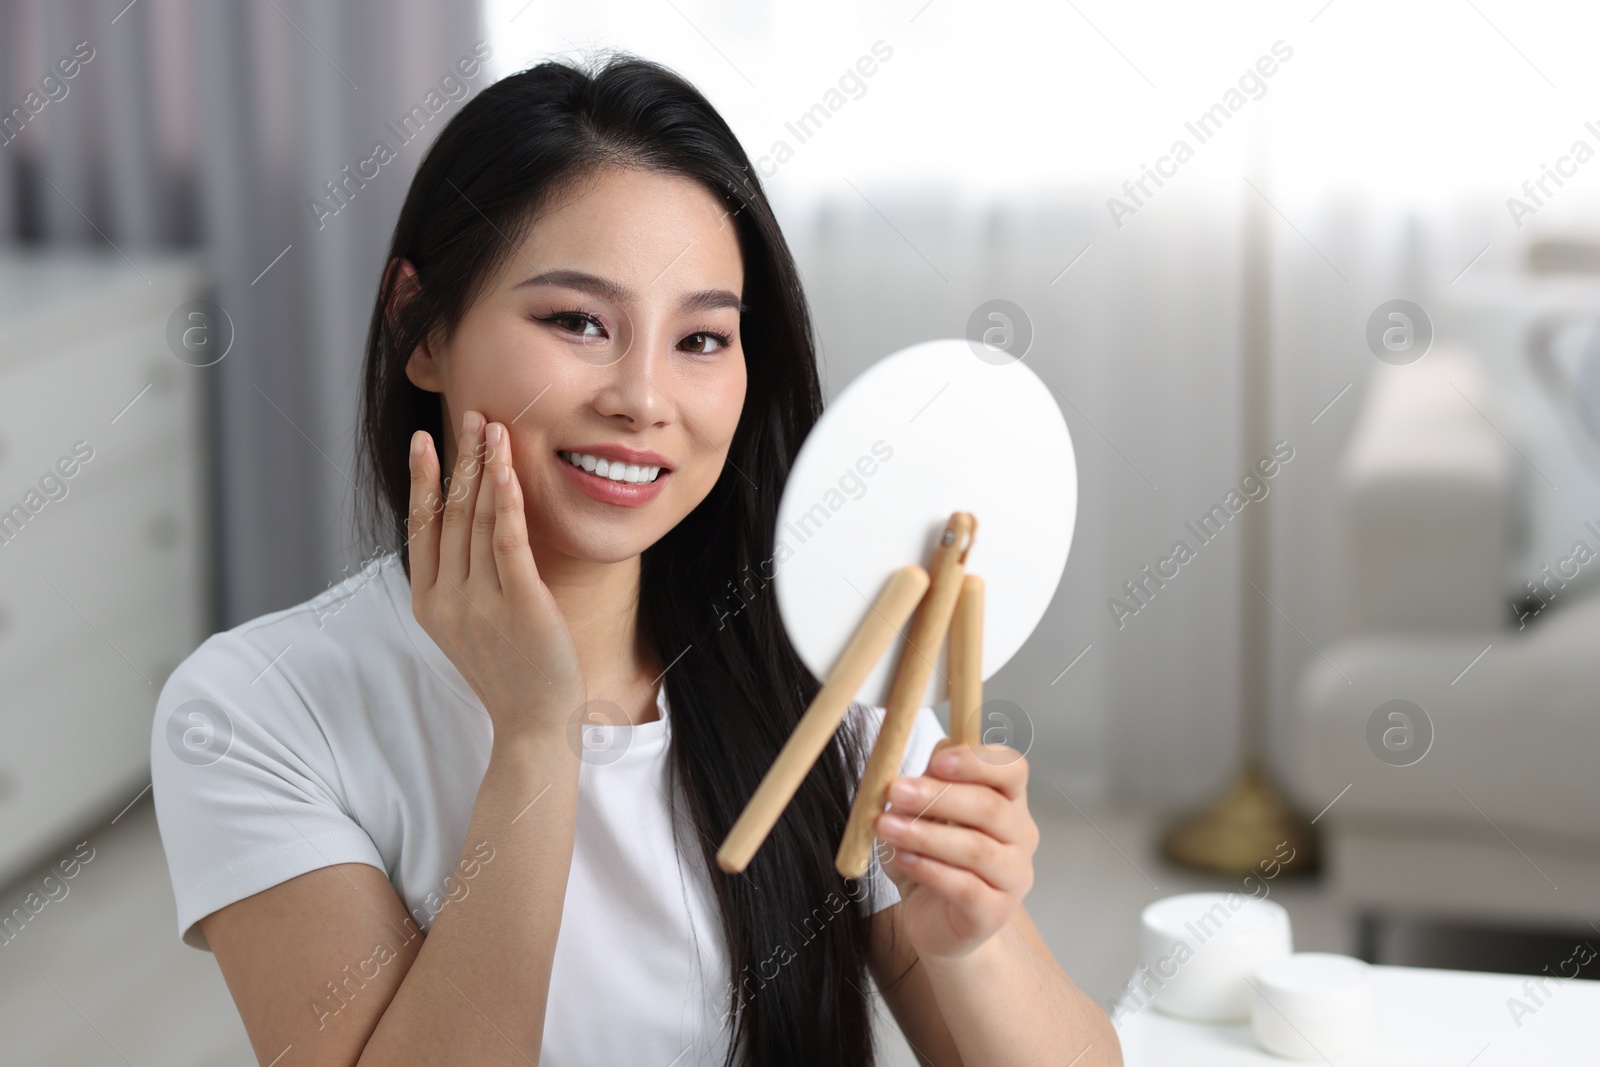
<box><xmin>1</xmin><ymin>0</ymin><xmax>485</xmax><ymax>627</ymax></box>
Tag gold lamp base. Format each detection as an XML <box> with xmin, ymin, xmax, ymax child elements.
<box><xmin>1160</xmin><ymin>763</ymin><xmax>1319</xmax><ymax>878</ymax></box>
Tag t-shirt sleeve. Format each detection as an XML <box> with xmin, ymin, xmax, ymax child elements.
<box><xmin>844</xmin><ymin>703</ymin><xmax>949</xmax><ymax>917</ymax></box>
<box><xmin>149</xmin><ymin>630</ymin><xmax>387</xmax><ymax>951</ymax></box>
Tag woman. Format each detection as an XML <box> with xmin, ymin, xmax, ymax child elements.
<box><xmin>150</xmin><ymin>53</ymin><xmax>1120</xmax><ymax>1066</ymax></box>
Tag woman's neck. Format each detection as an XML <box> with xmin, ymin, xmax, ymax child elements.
<box><xmin>532</xmin><ymin>546</ymin><xmax>661</xmax><ymax>724</ymax></box>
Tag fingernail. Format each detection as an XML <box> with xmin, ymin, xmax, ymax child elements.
<box><xmin>935</xmin><ymin>751</ymin><xmax>960</xmax><ymax>774</ymax></box>
<box><xmin>487</xmin><ymin>422</ymin><xmax>503</xmax><ymax>445</ymax></box>
<box><xmin>888</xmin><ymin>778</ymin><xmax>917</xmax><ymax>804</ymax></box>
<box><xmin>878</xmin><ymin>813</ymin><xmax>907</xmax><ymax>834</ymax></box>
<box><xmin>411</xmin><ymin>430</ymin><xmax>425</xmax><ymax>456</ymax></box>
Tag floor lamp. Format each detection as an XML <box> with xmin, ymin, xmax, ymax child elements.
<box><xmin>1159</xmin><ymin>150</ymin><xmax>1319</xmax><ymax>878</ymax></box>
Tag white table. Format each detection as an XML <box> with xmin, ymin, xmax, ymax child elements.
<box><xmin>1115</xmin><ymin>965</ymin><xmax>1599</xmax><ymax>1065</ymax></box>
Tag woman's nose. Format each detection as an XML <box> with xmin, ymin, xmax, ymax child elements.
<box><xmin>593</xmin><ymin>322</ymin><xmax>668</xmax><ymax>423</ymax></box>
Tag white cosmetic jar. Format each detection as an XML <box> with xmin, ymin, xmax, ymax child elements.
<box><xmin>1137</xmin><ymin>892</ymin><xmax>1293</xmax><ymax>1022</ymax></box>
<box><xmin>1249</xmin><ymin>952</ymin><xmax>1376</xmax><ymax>1060</ymax></box>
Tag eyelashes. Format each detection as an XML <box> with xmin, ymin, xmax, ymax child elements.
<box><xmin>536</xmin><ymin>309</ymin><xmax>606</xmax><ymax>342</ymax></box>
<box><xmin>535</xmin><ymin>308</ymin><xmax>733</xmax><ymax>354</ymax></box>
<box><xmin>682</xmin><ymin>329</ymin><xmax>734</xmax><ymax>354</ymax></box>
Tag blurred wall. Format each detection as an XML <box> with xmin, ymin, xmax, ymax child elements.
<box><xmin>0</xmin><ymin>0</ymin><xmax>484</xmax><ymax>626</ymax></box>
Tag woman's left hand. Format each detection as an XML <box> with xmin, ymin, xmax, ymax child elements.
<box><xmin>875</xmin><ymin>739</ymin><xmax>1039</xmax><ymax>961</ymax></box>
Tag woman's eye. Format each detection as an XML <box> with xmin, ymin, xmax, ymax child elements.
<box><xmin>541</xmin><ymin>311</ymin><xmax>607</xmax><ymax>340</ymax></box>
<box><xmin>681</xmin><ymin>331</ymin><xmax>731</xmax><ymax>355</ymax></box>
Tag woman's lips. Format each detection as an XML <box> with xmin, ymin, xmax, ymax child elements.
<box><xmin>554</xmin><ymin>451</ymin><xmax>669</xmax><ymax>507</ymax></box>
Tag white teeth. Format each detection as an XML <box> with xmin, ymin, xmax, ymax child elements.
<box><xmin>560</xmin><ymin>451</ymin><xmax>662</xmax><ymax>485</ymax></box>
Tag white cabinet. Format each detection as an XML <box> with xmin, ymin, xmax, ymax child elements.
<box><xmin>0</xmin><ymin>250</ymin><xmax>208</xmax><ymax>886</ymax></box>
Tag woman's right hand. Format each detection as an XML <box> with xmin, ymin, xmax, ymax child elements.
<box><xmin>407</xmin><ymin>409</ymin><xmax>588</xmax><ymax>743</ymax></box>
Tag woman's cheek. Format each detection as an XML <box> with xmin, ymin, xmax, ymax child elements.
<box><xmin>703</xmin><ymin>358</ymin><xmax>747</xmax><ymax>442</ymax></box>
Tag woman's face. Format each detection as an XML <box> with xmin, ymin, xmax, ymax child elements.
<box><xmin>406</xmin><ymin>166</ymin><xmax>748</xmax><ymax>563</ymax></box>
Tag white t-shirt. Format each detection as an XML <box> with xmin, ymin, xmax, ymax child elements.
<box><xmin>149</xmin><ymin>550</ymin><xmax>947</xmax><ymax>1066</ymax></box>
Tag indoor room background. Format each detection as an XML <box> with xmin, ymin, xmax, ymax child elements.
<box><xmin>1</xmin><ymin>0</ymin><xmax>1597</xmax><ymax>1063</ymax></box>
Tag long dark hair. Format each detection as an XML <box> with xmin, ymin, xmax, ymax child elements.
<box><xmin>355</xmin><ymin>53</ymin><xmax>891</xmax><ymax>1066</ymax></box>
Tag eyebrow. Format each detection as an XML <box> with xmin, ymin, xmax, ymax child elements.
<box><xmin>514</xmin><ymin>268</ymin><xmax>747</xmax><ymax>315</ymax></box>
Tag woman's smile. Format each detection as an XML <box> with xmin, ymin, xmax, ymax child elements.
<box><xmin>554</xmin><ymin>446</ymin><xmax>670</xmax><ymax>506</ymax></box>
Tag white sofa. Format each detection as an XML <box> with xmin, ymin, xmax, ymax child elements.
<box><xmin>1288</xmin><ymin>343</ymin><xmax>1600</xmax><ymax>945</ymax></box>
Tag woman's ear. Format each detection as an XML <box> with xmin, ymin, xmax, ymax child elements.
<box><xmin>388</xmin><ymin>258</ymin><xmax>444</xmax><ymax>392</ymax></box>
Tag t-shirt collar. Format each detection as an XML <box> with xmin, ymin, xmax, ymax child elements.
<box><xmin>380</xmin><ymin>552</ymin><xmax>673</xmax><ymax>754</ymax></box>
